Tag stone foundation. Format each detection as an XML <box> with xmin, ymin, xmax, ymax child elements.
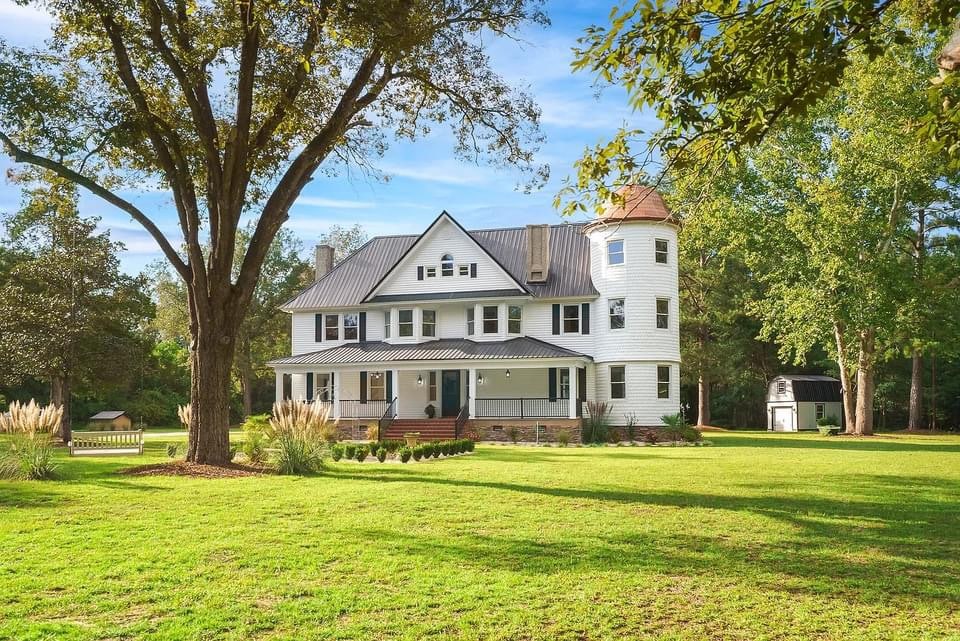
<box><xmin>466</xmin><ymin>419</ymin><xmax>582</xmax><ymax>444</ymax></box>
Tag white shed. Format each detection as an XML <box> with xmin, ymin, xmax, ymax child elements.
<box><xmin>766</xmin><ymin>375</ymin><xmax>843</xmax><ymax>431</ymax></box>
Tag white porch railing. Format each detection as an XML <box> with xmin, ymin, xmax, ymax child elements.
<box><xmin>474</xmin><ymin>398</ymin><xmax>573</xmax><ymax>419</ymax></box>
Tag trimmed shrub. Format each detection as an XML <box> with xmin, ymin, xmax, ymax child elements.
<box><xmin>465</xmin><ymin>439</ymin><xmax>475</xmax><ymax>452</ymax></box>
<box><xmin>643</xmin><ymin>429</ymin><xmax>661</xmax><ymax>445</ymax></box>
<box><xmin>412</xmin><ymin>446</ymin><xmax>423</xmax><ymax>461</ymax></box>
<box><xmin>440</xmin><ymin>442</ymin><xmax>451</xmax><ymax>456</ymax></box>
<box><xmin>556</xmin><ymin>430</ymin><xmax>571</xmax><ymax>447</ymax></box>
<box><xmin>355</xmin><ymin>445</ymin><xmax>369</xmax><ymax>462</ymax></box>
<box><xmin>383</xmin><ymin>439</ymin><xmax>404</xmax><ymax>453</ymax></box>
<box><xmin>330</xmin><ymin>444</ymin><xmax>344</xmax><ymax>461</ymax></box>
<box><xmin>166</xmin><ymin>442</ymin><xmax>179</xmax><ymax>458</ymax></box>
<box><xmin>344</xmin><ymin>443</ymin><xmax>357</xmax><ymax>459</ymax></box>
<box><xmin>376</xmin><ymin>447</ymin><xmax>387</xmax><ymax>463</ymax></box>
<box><xmin>242</xmin><ymin>431</ymin><xmax>267</xmax><ymax>464</ymax></box>
<box><xmin>399</xmin><ymin>447</ymin><xmax>412</xmax><ymax>463</ymax></box>
<box><xmin>431</xmin><ymin>442</ymin><xmax>442</xmax><ymax>458</ymax></box>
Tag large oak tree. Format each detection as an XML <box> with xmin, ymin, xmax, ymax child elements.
<box><xmin>0</xmin><ymin>0</ymin><xmax>546</xmax><ymax>464</ymax></box>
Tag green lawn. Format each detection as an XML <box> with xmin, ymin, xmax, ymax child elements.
<box><xmin>2</xmin><ymin>432</ymin><xmax>960</xmax><ymax>640</ymax></box>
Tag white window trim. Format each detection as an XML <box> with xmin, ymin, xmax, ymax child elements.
<box><xmin>562</xmin><ymin>303</ymin><xmax>581</xmax><ymax>335</ymax></box>
<box><xmin>507</xmin><ymin>305</ymin><xmax>522</xmax><ymax>335</ymax></box>
<box><xmin>777</xmin><ymin>380</ymin><xmax>786</xmax><ymax>394</ymax></box>
<box><xmin>383</xmin><ymin>310</ymin><xmax>391</xmax><ymax>339</ymax></box>
<box><xmin>342</xmin><ymin>312</ymin><xmax>360</xmax><ymax>342</ymax></box>
<box><xmin>458</xmin><ymin>264</ymin><xmax>470</xmax><ymax>276</ymax></box>
<box><xmin>369</xmin><ymin>371</ymin><xmax>387</xmax><ymax>401</ymax></box>
<box><xmin>657</xmin><ymin>364</ymin><xmax>671</xmax><ymax>399</ymax></box>
<box><xmin>607</xmin><ymin>238</ymin><xmax>625</xmax><ymax>266</ymax></box>
<box><xmin>608</xmin><ymin>298</ymin><xmax>625</xmax><ymax>330</ymax></box>
<box><xmin>815</xmin><ymin>403</ymin><xmax>825</xmax><ymax>420</ymax></box>
<box><xmin>609</xmin><ymin>364</ymin><xmax>626</xmax><ymax>400</ymax></box>
<box><xmin>425</xmin><ymin>266</ymin><xmax>437</xmax><ymax>278</ymax></box>
<box><xmin>441</xmin><ymin>254</ymin><xmax>454</xmax><ymax>277</ymax></box>
<box><xmin>422</xmin><ymin>309</ymin><xmax>437</xmax><ymax>338</ymax></box>
<box><xmin>654</xmin><ymin>238</ymin><xmax>669</xmax><ymax>264</ymax></box>
<box><xmin>481</xmin><ymin>305</ymin><xmax>499</xmax><ymax>335</ymax></box>
<box><xmin>655</xmin><ymin>298</ymin><xmax>670</xmax><ymax>330</ymax></box>
<box><xmin>397</xmin><ymin>309</ymin><xmax>414</xmax><ymax>338</ymax></box>
<box><xmin>466</xmin><ymin>307</ymin><xmax>475</xmax><ymax>336</ymax></box>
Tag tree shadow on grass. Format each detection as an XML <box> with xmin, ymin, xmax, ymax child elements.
<box><xmin>713</xmin><ymin>434</ymin><xmax>960</xmax><ymax>453</ymax></box>
<box><xmin>328</xmin><ymin>468</ymin><xmax>960</xmax><ymax>601</ymax></box>
<box><xmin>0</xmin><ymin>483</ymin><xmax>67</xmax><ymax>509</ymax></box>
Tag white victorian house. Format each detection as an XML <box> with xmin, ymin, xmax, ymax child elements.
<box><xmin>269</xmin><ymin>186</ymin><xmax>681</xmax><ymax>442</ymax></box>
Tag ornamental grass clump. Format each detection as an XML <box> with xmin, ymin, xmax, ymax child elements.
<box><xmin>267</xmin><ymin>400</ymin><xmax>334</xmax><ymax>475</ymax></box>
<box><xmin>582</xmin><ymin>401</ymin><xmax>611</xmax><ymax>444</ymax></box>
<box><xmin>0</xmin><ymin>400</ymin><xmax>63</xmax><ymax>480</ymax></box>
<box><xmin>177</xmin><ymin>404</ymin><xmax>191</xmax><ymax>429</ymax></box>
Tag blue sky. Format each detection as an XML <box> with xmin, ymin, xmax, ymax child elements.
<box><xmin>0</xmin><ymin>1</ymin><xmax>657</xmax><ymax>274</ymax></box>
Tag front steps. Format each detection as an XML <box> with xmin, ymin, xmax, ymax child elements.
<box><xmin>384</xmin><ymin>418</ymin><xmax>457</xmax><ymax>441</ymax></box>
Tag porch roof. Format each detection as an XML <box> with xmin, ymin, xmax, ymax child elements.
<box><xmin>268</xmin><ymin>337</ymin><xmax>590</xmax><ymax>367</ymax></box>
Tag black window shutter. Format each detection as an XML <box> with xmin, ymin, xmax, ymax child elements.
<box><xmin>551</xmin><ymin>304</ymin><xmax>560</xmax><ymax>335</ymax></box>
<box><xmin>581</xmin><ymin>303</ymin><xmax>590</xmax><ymax>334</ymax></box>
<box><xmin>315</xmin><ymin>314</ymin><xmax>323</xmax><ymax>342</ymax></box>
<box><xmin>470</xmin><ymin>263</ymin><xmax>477</xmax><ymax>278</ymax></box>
<box><xmin>386</xmin><ymin>371</ymin><xmax>393</xmax><ymax>401</ymax></box>
<box><xmin>306</xmin><ymin>373</ymin><xmax>314</xmax><ymax>400</ymax></box>
<box><xmin>360</xmin><ymin>371</ymin><xmax>368</xmax><ymax>403</ymax></box>
<box><xmin>577</xmin><ymin>367</ymin><xmax>586</xmax><ymax>403</ymax></box>
<box><xmin>548</xmin><ymin>368</ymin><xmax>557</xmax><ymax>402</ymax></box>
<box><xmin>359</xmin><ymin>312</ymin><xmax>367</xmax><ymax>341</ymax></box>
<box><xmin>417</xmin><ymin>266</ymin><xmax>424</xmax><ymax>280</ymax></box>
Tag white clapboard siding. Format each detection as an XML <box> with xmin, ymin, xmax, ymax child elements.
<box><xmin>593</xmin><ymin>361</ymin><xmax>680</xmax><ymax>426</ymax></box>
<box><xmin>373</xmin><ymin>218</ymin><xmax>520</xmax><ymax>296</ymax></box>
<box><xmin>291</xmin><ymin>310</ymin><xmax>385</xmax><ymax>356</ymax></box>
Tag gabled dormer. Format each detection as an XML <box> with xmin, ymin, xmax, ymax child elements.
<box><xmin>363</xmin><ymin>211</ymin><xmax>528</xmax><ymax>303</ymax></box>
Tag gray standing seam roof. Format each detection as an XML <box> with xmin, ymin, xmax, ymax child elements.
<box><xmin>268</xmin><ymin>337</ymin><xmax>590</xmax><ymax>366</ymax></box>
<box><xmin>790</xmin><ymin>380</ymin><xmax>842</xmax><ymax>403</ymax></box>
<box><xmin>282</xmin><ymin>220</ymin><xmax>597</xmax><ymax>310</ymax></box>
<box><xmin>90</xmin><ymin>411</ymin><xmax>128</xmax><ymax>420</ymax></box>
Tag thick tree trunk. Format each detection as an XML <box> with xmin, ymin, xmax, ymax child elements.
<box><xmin>50</xmin><ymin>375</ymin><xmax>71</xmax><ymax>444</ymax></box>
<box><xmin>854</xmin><ymin>329</ymin><xmax>876</xmax><ymax>436</ymax></box>
<box><xmin>833</xmin><ymin>322</ymin><xmax>856</xmax><ymax>433</ymax></box>
<box><xmin>185</xmin><ymin>320</ymin><xmax>236</xmax><ymax>465</ymax></box>
<box><xmin>908</xmin><ymin>350</ymin><xmax>923</xmax><ymax>431</ymax></box>
<box><xmin>697</xmin><ymin>374</ymin><xmax>710</xmax><ymax>427</ymax></box>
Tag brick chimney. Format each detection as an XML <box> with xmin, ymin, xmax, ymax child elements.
<box><xmin>525</xmin><ymin>224</ymin><xmax>550</xmax><ymax>283</ymax></box>
<box><xmin>314</xmin><ymin>244</ymin><xmax>334</xmax><ymax>282</ymax></box>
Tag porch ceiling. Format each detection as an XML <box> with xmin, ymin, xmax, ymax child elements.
<box><xmin>268</xmin><ymin>337</ymin><xmax>590</xmax><ymax>368</ymax></box>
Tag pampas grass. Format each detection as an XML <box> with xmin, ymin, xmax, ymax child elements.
<box><xmin>0</xmin><ymin>400</ymin><xmax>61</xmax><ymax>480</ymax></box>
<box><xmin>0</xmin><ymin>399</ymin><xmax>63</xmax><ymax>436</ymax></box>
<box><xmin>267</xmin><ymin>401</ymin><xmax>335</xmax><ymax>474</ymax></box>
<box><xmin>177</xmin><ymin>404</ymin><xmax>191</xmax><ymax>429</ymax></box>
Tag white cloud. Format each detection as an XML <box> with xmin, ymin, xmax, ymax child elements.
<box><xmin>293</xmin><ymin>196</ymin><xmax>374</xmax><ymax>209</ymax></box>
<box><xmin>380</xmin><ymin>160</ymin><xmax>497</xmax><ymax>186</ymax></box>
<box><xmin>0</xmin><ymin>1</ymin><xmax>51</xmax><ymax>24</ymax></box>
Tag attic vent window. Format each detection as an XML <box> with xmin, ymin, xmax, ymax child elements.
<box><xmin>777</xmin><ymin>380</ymin><xmax>786</xmax><ymax>394</ymax></box>
<box><xmin>459</xmin><ymin>264</ymin><xmax>469</xmax><ymax>276</ymax></box>
<box><xmin>441</xmin><ymin>254</ymin><xmax>454</xmax><ymax>276</ymax></box>
<box><xmin>425</xmin><ymin>266</ymin><xmax>436</xmax><ymax>278</ymax></box>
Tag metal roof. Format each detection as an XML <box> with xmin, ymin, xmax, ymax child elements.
<box><xmin>282</xmin><ymin>218</ymin><xmax>597</xmax><ymax>311</ymax></box>
<box><xmin>268</xmin><ymin>337</ymin><xmax>590</xmax><ymax>367</ymax></box>
<box><xmin>791</xmin><ymin>380</ymin><xmax>842</xmax><ymax>403</ymax></box>
<box><xmin>90</xmin><ymin>411</ymin><xmax>128</xmax><ymax>420</ymax></box>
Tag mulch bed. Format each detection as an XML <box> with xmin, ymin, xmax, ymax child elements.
<box><xmin>120</xmin><ymin>461</ymin><xmax>268</xmax><ymax>478</ymax></box>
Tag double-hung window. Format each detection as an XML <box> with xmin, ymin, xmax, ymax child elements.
<box><xmin>422</xmin><ymin>310</ymin><xmax>436</xmax><ymax>337</ymax></box>
<box><xmin>425</xmin><ymin>266</ymin><xmax>437</xmax><ymax>278</ymax></box>
<box><xmin>428</xmin><ymin>372</ymin><xmax>437</xmax><ymax>401</ymax></box>
<box><xmin>325</xmin><ymin>314</ymin><xmax>339</xmax><ymax>341</ymax></box>
<box><xmin>609</xmin><ymin>298</ymin><xmax>625</xmax><ymax>330</ymax></box>
<box><xmin>656</xmin><ymin>298</ymin><xmax>670</xmax><ymax>329</ymax></box>
<box><xmin>563</xmin><ymin>304</ymin><xmax>580</xmax><ymax>334</ymax></box>
<box><xmin>369</xmin><ymin>372</ymin><xmax>386</xmax><ymax>401</ymax></box>
<box><xmin>398</xmin><ymin>309</ymin><xmax>414</xmax><ymax>337</ymax></box>
<box><xmin>610</xmin><ymin>366</ymin><xmax>626</xmax><ymax>399</ymax></box>
<box><xmin>559</xmin><ymin>368</ymin><xmax>570</xmax><ymax>399</ymax></box>
<box><xmin>466</xmin><ymin>307</ymin><xmax>475</xmax><ymax>336</ymax></box>
<box><xmin>657</xmin><ymin>365</ymin><xmax>671</xmax><ymax>399</ymax></box>
<box><xmin>343</xmin><ymin>313</ymin><xmax>359</xmax><ymax>341</ymax></box>
<box><xmin>441</xmin><ymin>254</ymin><xmax>454</xmax><ymax>277</ymax></box>
<box><xmin>816</xmin><ymin>403</ymin><xmax>825</xmax><ymax>420</ymax></box>
<box><xmin>459</xmin><ymin>264</ymin><xmax>469</xmax><ymax>276</ymax></box>
<box><xmin>482</xmin><ymin>305</ymin><xmax>499</xmax><ymax>334</ymax></box>
<box><xmin>384</xmin><ymin>310</ymin><xmax>391</xmax><ymax>339</ymax></box>
<box><xmin>607</xmin><ymin>239</ymin><xmax>624</xmax><ymax>266</ymax></box>
<box><xmin>508</xmin><ymin>305</ymin><xmax>522</xmax><ymax>334</ymax></box>
<box><xmin>655</xmin><ymin>239</ymin><xmax>669</xmax><ymax>264</ymax></box>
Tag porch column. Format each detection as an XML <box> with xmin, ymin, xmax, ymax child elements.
<box><xmin>568</xmin><ymin>365</ymin><xmax>577</xmax><ymax>419</ymax></box>
<box><xmin>332</xmin><ymin>370</ymin><xmax>341</xmax><ymax>419</ymax></box>
<box><xmin>275</xmin><ymin>370</ymin><xmax>283</xmax><ymax>404</ymax></box>
<box><xmin>468</xmin><ymin>367</ymin><xmax>477</xmax><ymax>417</ymax></box>
<box><xmin>391</xmin><ymin>369</ymin><xmax>400</xmax><ymax>415</ymax></box>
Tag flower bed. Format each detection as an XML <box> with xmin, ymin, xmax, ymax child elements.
<box><xmin>330</xmin><ymin>439</ymin><xmax>474</xmax><ymax>463</ymax></box>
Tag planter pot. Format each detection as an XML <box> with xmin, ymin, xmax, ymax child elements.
<box><xmin>404</xmin><ymin>432</ymin><xmax>420</xmax><ymax>447</ymax></box>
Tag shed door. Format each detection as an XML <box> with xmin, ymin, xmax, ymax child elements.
<box><xmin>772</xmin><ymin>407</ymin><xmax>794</xmax><ymax>432</ymax></box>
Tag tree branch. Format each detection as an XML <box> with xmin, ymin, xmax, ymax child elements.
<box><xmin>0</xmin><ymin>130</ymin><xmax>190</xmax><ymax>280</ymax></box>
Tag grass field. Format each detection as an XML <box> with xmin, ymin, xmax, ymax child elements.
<box><xmin>2</xmin><ymin>432</ymin><xmax>959</xmax><ymax>641</ymax></box>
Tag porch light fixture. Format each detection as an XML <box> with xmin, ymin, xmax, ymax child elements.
<box><xmin>477</xmin><ymin>374</ymin><xmax>485</xmax><ymax>385</ymax></box>
<box><xmin>416</xmin><ymin>374</ymin><xmax>423</xmax><ymax>386</ymax></box>
<box><xmin>505</xmin><ymin>369</ymin><xmax>510</xmax><ymax>378</ymax></box>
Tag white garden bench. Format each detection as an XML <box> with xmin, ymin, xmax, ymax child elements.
<box><xmin>69</xmin><ymin>430</ymin><xmax>144</xmax><ymax>456</ymax></box>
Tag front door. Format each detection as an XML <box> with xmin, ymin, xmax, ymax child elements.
<box><xmin>441</xmin><ymin>370</ymin><xmax>461</xmax><ymax>417</ymax></box>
